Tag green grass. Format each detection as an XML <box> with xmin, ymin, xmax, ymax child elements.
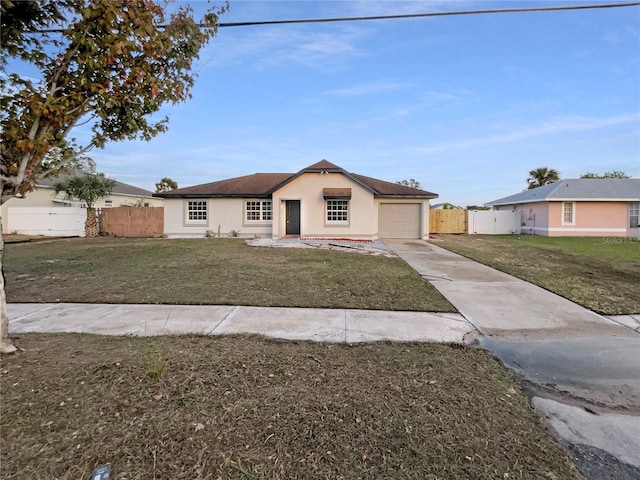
<box><xmin>0</xmin><ymin>334</ymin><xmax>583</xmax><ymax>479</ymax></box>
<box><xmin>4</xmin><ymin>238</ymin><xmax>455</xmax><ymax>312</ymax></box>
<box><xmin>502</xmin><ymin>235</ymin><xmax>640</xmax><ymax>262</ymax></box>
<box><xmin>434</xmin><ymin>235</ymin><xmax>640</xmax><ymax>315</ymax></box>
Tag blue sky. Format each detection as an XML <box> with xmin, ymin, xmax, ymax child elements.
<box><xmin>86</xmin><ymin>1</ymin><xmax>640</xmax><ymax>205</ymax></box>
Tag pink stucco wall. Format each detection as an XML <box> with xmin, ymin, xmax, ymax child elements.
<box><xmin>538</xmin><ymin>201</ymin><xmax>633</xmax><ymax>236</ymax></box>
<box><xmin>495</xmin><ymin>201</ymin><xmax>637</xmax><ymax>237</ymax></box>
<box><xmin>549</xmin><ymin>201</ymin><xmax>621</xmax><ymax>227</ymax></box>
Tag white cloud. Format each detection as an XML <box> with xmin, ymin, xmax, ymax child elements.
<box><xmin>356</xmin><ymin>89</ymin><xmax>472</xmax><ymax>120</ymax></box>
<box><xmin>603</xmin><ymin>25</ymin><xmax>639</xmax><ymax>44</ymax></box>
<box><xmin>199</xmin><ymin>24</ymin><xmax>370</xmax><ymax>71</ymax></box>
<box><xmin>325</xmin><ymin>81</ymin><xmax>413</xmax><ymax>96</ymax></box>
<box><xmin>345</xmin><ymin>1</ymin><xmax>477</xmax><ymax>17</ymax></box>
<box><xmin>422</xmin><ymin>90</ymin><xmax>472</xmax><ymax>104</ymax></box>
<box><xmin>410</xmin><ymin>113</ymin><xmax>640</xmax><ymax>155</ymax></box>
<box><xmin>196</xmin><ymin>0</ymin><xmax>471</xmax><ymax>72</ymax></box>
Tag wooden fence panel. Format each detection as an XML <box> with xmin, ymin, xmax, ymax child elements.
<box><xmin>429</xmin><ymin>209</ymin><xmax>467</xmax><ymax>234</ymax></box>
<box><xmin>99</xmin><ymin>206</ymin><xmax>163</xmax><ymax>237</ymax></box>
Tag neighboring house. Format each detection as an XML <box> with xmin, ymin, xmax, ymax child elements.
<box><xmin>154</xmin><ymin>160</ymin><xmax>438</xmax><ymax>240</ymax></box>
<box><xmin>485</xmin><ymin>179</ymin><xmax>640</xmax><ymax>237</ymax></box>
<box><xmin>1</xmin><ymin>174</ymin><xmax>162</xmax><ymax>233</ymax></box>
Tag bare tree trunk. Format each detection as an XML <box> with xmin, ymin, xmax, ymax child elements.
<box><xmin>85</xmin><ymin>208</ymin><xmax>99</xmax><ymax>238</ymax></box>
<box><xmin>0</xmin><ymin>215</ymin><xmax>17</xmax><ymax>354</ymax></box>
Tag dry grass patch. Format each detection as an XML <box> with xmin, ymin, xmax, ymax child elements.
<box><xmin>1</xmin><ymin>334</ymin><xmax>582</xmax><ymax>479</ymax></box>
<box><xmin>434</xmin><ymin>235</ymin><xmax>640</xmax><ymax>315</ymax></box>
<box><xmin>4</xmin><ymin>238</ymin><xmax>454</xmax><ymax>312</ymax></box>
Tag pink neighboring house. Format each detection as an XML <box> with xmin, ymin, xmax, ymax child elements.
<box><xmin>486</xmin><ymin>179</ymin><xmax>640</xmax><ymax>237</ymax></box>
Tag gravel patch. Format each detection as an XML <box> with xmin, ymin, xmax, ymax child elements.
<box><xmin>246</xmin><ymin>238</ymin><xmax>397</xmax><ymax>257</ymax></box>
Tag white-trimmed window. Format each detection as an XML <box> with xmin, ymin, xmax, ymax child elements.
<box><xmin>630</xmin><ymin>203</ymin><xmax>639</xmax><ymax>228</ymax></box>
<box><xmin>187</xmin><ymin>200</ymin><xmax>207</xmax><ymax>223</ymax></box>
<box><xmin>562</xmin><ymin>202</ymin><xmax>574</xmax><ymax>225</ymax></box>
<box><xmin>326</xmin><ymin>199</ymin><xmax>349</xmax><ymax>222</ymax></box>
<box><xmin>245</xmin><ymin>201</ymin><xmax>272</xmax><ymax>222</ymax></box>
<box><xmin>104</xmin><ymin>200</ymin><xmax>113</xmax><ymax>208</ymax></box>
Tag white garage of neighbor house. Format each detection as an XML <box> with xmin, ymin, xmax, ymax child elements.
<box><xmin>154</xmin><ymin>160</ymin><xmax>438</xmax><ymax>240</ymax></box>
<box><xmin>1</xmin><ymin>173</ymin><xmax>162</xmax><ymax>235</ymax></box>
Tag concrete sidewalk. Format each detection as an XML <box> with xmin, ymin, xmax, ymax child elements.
<box><xmin>7</xmin><ymin>303</ymin><xmax>476</xmax><ymax>344</ymax></box>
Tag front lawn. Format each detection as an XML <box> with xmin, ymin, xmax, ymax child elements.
<box><xmin>434</xmin><ymin>235</ymin><xmax>640</xmax><ymax>315</ymax></box>
<box><xmin>0</xmin><ymin>334</ymin><xmax>583</xmax><ymax>479</ymax></box>
<box><xmin>4</xmin><ymin>238</ymin><xmax>454</xmax><ymax>312</ymax></box>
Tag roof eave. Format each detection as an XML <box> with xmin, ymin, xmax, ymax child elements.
<box><xmin>154</xmin><ymin>193</ymin><xmax>272</xmax><ymax>199</ymax></box>
<box><xmin>376</xmin><ymin>194</ymin><xmax>438</xmax><ymax>199</ymax></box>
<box><xmin>120</xmin><ymin>193</ymin><xmax>155</xmax><ymax>198</ymax></box>
<box><xmin>487</xmin><ymin>197</ymin><xmax>640</xmax><ymax>206</ymax></box>
<box><xmin>548</xmin><ymin>197</ymin><xmax>640</xmax><ymax>202</ymax></box>
<box><xmin>485</xmin><ymin>200</ymin><xmax>529</xmax><ymax>206</ymax></box>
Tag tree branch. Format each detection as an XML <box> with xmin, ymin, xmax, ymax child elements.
<box><xmin>48</xmin><ymin>39</ymin><xmax>82</xmax><ymax>98</ymax></box>
<box><xmin>38</xmin><ymin>142</ymin><xmax>96</xmax><ymax>179</ymax></box>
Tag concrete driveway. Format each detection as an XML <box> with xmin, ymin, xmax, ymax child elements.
<box><xmin>386</xmin><ymin>239</ymin><xmax>630</xmax><ymax>338</ymax></box>
<box><xmin>386</xmin><ymin>239</ymin><xmax>640</xmax><ymax>480</ymax></box>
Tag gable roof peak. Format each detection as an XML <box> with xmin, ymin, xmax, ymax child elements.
<box><xmin>302</xmin><ymin>159</ymin><xmax>343</xmax><ymax>172</ymax></box>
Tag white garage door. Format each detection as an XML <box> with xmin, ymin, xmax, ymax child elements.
<box><xmin>378</xmin><ymin>203</ymin><xmax>421</xmax><ymax>238</ymax></box>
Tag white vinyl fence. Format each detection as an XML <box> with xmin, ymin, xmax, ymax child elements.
<box><xmin>7</xmin><ymin>207</ymin><xmax>86</xmax><ymax>237</ymax></box>
<box><xmin>468</xmin><ymin>210</ymin><xmax>521</xmax><ymax>235</ymax></box>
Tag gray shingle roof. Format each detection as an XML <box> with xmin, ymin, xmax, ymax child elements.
<box><xmin>39</xmin><ymin>173</ymin><xmax>154</xmax><ymax>197</ymax></box>
<box><xmin>486</xmin><ymin>179</ymin><xmax>640</xmax><ymax>206</ymax></box>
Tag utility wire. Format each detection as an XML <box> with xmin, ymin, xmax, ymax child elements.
<box><xmin>29</xmin><ymin>2</ymin><xmax>640</xmax><ymax>33</ymax></box>
<box><xmin>213</xmin><ymin>2</ymin><xmax>640</xmax><ymax>29</ymax></box>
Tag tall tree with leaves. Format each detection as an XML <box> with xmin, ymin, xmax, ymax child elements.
<box><xmin>580</xmin><ymin>171</ymin><xmax>630</xmax><ymax>179</ymax></box>
<box><xmin>527</xmin><ymin>167</ymin><xmax>560</xmax><ymax>190</ymax></box>
<box><xmin>396</xmin><ymin>179</ymin><xmax>422</xmax><ymax>189</ymax></box>
<box><xmin>0</xmin><ymin>0</ymin><xmax>226</xmax><ymax>353</ymax></box>
<box><xmin>155</xmin><ymin>177</ymin><xmax>178</xmax><ymax>193</ymax></box>
<box><xmin>53</xmin><ymin>173</ymin><xmax>116</xmax><ymax>237</ymax></box>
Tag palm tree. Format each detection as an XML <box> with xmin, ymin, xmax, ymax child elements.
<box><xmin>53</xmin><ymin>173</ymin><xmax>116</xmax><ymax>237</ymax></box>
<box><xmin>527</xmin><ymin>167</ymin><xmax>560</xmax><ymax>190</ymax></box>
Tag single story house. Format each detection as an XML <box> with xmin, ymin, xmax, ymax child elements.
<box><xmin>154</xmin><ymin>160</ymin><xmax>438</xmax><ymax>240</ymax></box>
<box><xmin>485</xmin><ymin>178</ymin><xmax>640</xmax><ymax>237</ymax></box>
<box><xmin>1</xmin><ymin>174</ymin><xmax>162</xmax><ymax>233</ymax></box>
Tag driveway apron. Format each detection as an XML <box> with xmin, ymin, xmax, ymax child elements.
<box><xmin>385</xmin><ymin>239</ymin><xmax>629</xmax><ymax>338</ymax></box>
<box><xmin>386</xmin><ymin>239</ymin><xmax>640</xmax><ymax>480</ymax></box>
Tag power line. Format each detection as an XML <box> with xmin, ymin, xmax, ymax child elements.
<box><xmin>29</xmin><ymin>2</ymin><xmax>640</xmax><ymax>33</ymax></box>
<box><xmin>213</xmin><ymin>2</ymin><xmax>640</xmax><ymax>29</ymax></box>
